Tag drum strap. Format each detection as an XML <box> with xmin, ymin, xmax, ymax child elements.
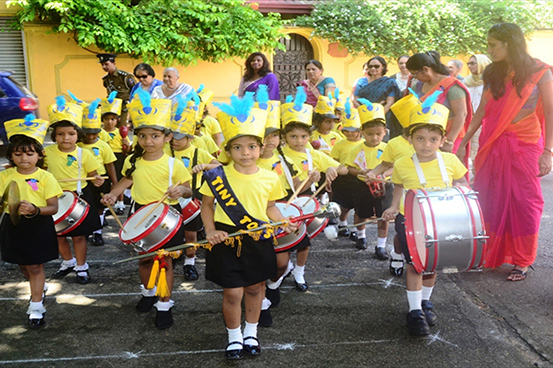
<box><xmin>168</xmin><ymin>157</ymin><xmax>174</xmax><ymax>187</ymax></box>
<box><xmin>412</xmin><ymin>152</ymin><xmax>450</xmax><ymax>188</ymax></box>
<box><xmin>203</xmin><ymin>165</ymin><xmax>280</xmax><ymax>241</ymax></box>
<box><xmin>77</xmin><ymin>147</ymin><xmax>83</xmax><ymax>196</ymax></box>
<box><xmin>191</xmin><ymin>148</ymin><xmax>199</xmax><ymax>198</ymax></box>
<box><xmin>278</xmin><ymin>154</ymin><xmax>295</xmax><ymax>192</ymax></box>
<box><xmin>305</xmin><ymin>149</ymin><xmax>317</xmax><ymax>193</ymax></box>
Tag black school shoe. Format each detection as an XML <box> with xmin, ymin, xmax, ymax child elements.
<box><xmin>338</xmin><ymin>226</ymin><xmax>350</xmax><ymax>237</ymax></box>
<box><xmin>183</xmin><ymin>265</ymin><xmax>199</xmax><ymax>281</ymax></box>
<box><xmin>136</xmin><ymin>296</ymin><xmax>158</xmax><ymax>312</ymax></box>
<box><xmin>422</xmin><ymin>300</ymin><xmax>437</xmax><ymax>326</ymax></box>
<box><xmin>51</xmin><ymin>266</ymin><xmax>74</xmax><ymax>279</ymax></box>
<box><xmin>28</xmin><ymin>316</ymin><xmax>45</xmax><ymax>329</ymax></box>
<box><xmin>155</xmin><ymin>308</ymin><xmax>173</xmax><ymax>329</ymax></box>
<box><xmin>355</xmin><ymin>237</ymin><xmax>368</xmax><ymax>250</ymax></box>
<box><xmin>225</xmin><ymin>342</ymin><xmax>244</xmax><ymax>360</ymax></box>
<box><xmin>91</xmin><ymin>233</ymin><xmax>104</xmax><ymax>246</ymax></box>
<box><xmin>406</xmin><ymin>309</ymin><xmax>430</xmax><ymax>336</ymax></box>
<box><xmin>375</xmin><ymin>246</ymin><xmax>388</xmax><ymax>260</ymax></box>
<box><xmin>75</xmin><ymin>270</ymin><xmax>91</xmax><ymax>284</ymax></box>
<box><xmin>243</xmin><ymin>336</ymin><xmax>261</xmax><ymax>356</ymax></box>
<box><xmin>259</xmin><ymin>309</ymin><xmax>273</xmax><ymax>327</ymax></box>
<box><xmin>265</xmin><ymin>287</ymin><xmax>280</xmax><ymax>308</ymax></box>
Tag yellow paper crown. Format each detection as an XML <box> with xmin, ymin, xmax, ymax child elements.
<box><xmin>256</xmin><ymin>101</ymin><xmax>280</xmax><ymax>132</ymax></box>
<box><xmin>341</xmin><ymin>98</ymin><xmax>361</xmax><ymax>131</ymax></box>
<box><xmin>215</xmin><ymin>93</ymin><xmax>268</xmax><ymax>142</ymax></box>
<box><xmin>197</xmin><ymin>84</ymin><xmax>214</xmax><ymax>114</ymax></box>
<box><xmin>409</xmin><ymin>102</ymin><xmax>449</xmax><ymax>131</ymax></box>
<box><xmin>81</xmin><ymin>98</ymin><xmax>102</xmax><ymax>131</ymax></box>
<box><xmin>357</xmin><ymin>98</ymin><xmax>385</xmax><ymax>125</ymax></box>
<box><xmin>128</xmin><ymin>89</ymin><xmax>171</xmax><ymax>130</ymax></box>
<box><xmin>281</xmin><ymin>86</ymin><xmax>313</xmax><ymax>128</ymax></box>
<box><xmin>47</xmin><ymin>96</ymin><xmax>83</xmax><ymax>128</ymax></box>
<box><xmin>5</xmin><ymin>114</ymin><xmax>50</xmax><ymax>144</ymax></box>
<box><xmin>101</xmin><ymin>91</ymin><xmax>123</xmax><ymax>117</ymax></box>
<box><xmin>171</xmin><ymin>98</ymin><xmax>199</xmax><ymax>137</ymax></box>
<box><xmin>391</xmin><ymin>94</ymin><xmax>421</xmax><ymax>128</ymax></box>
<box><xmin>314</xmin><ymin>95</ymin><xmax>336</xmax><ymax>116</ymax></box>
<box><xmin>333</xmin><ymin>89</ymin><xmax>345</xmax><ymax>111</ymax></box>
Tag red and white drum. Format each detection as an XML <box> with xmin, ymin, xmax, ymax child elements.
<box><xmin>120</xmin><ymin>202</ymin><xmax>183</xmax><ymax>254</ymax></box>
<box><xmin>52</xmin><ymin>191</ymin><xmax>90</xmax><ymax>235</ymax></box>
<box><xmin>368</xmin><ymin>175</ymin><xmax>386</xmax><ymax>199</ymax></box>
<box><xmin>293</xmin><ymin>195</ymin><xmax>328</xmax><ymax>239</ymax></box>
<box><xmin>178</xmin><ymin>197</ymin><xmax>201</xmax><ymax>225</ymax></box>
<box><xmin>405</xmin><ymin>186</ymin><xmax>487</xmax><ymax>274</ymax></box>
<box><xmin>274</xmin><ymin>201</ymin><xmax>307</xmax><ymax>252</ymax></box>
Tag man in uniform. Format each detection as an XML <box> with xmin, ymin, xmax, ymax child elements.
<box><xmin>97</xmin><ymin>53</ymin><xmax>136</xmax><ymax>127</ymax></box>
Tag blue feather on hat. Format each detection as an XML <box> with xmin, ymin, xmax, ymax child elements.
<box><xmin>294</xmin><ymin>86</ymin><xmax>307</xmax><ymax>111</ymax></box>
<box><xmin>408</xmin><ymin>87</ymin><xmax>420</xmax><ymax>101</ymax></box>
<box><xmin>357</xmin><ymin>98</ymin><xmax>374</xmax><ymax>111</ymax></box>
<box><xmin>135</xmin><ymin>88</ymin><xmax>152</xmax><ymax>114</ymax></box>
<box><xmin>421</xmin><ymin>90</ymin><xmax>443</xmax><ymax>114</ymax></box>
<box><xmin>67</xmin><ymin>90</ymin><xmax>82</xmax><ymax>104</ymax></box>
<box><xmin>23</xmin><ymin>113</ymin><xmax>36</xmax><ymax>127</ymax></box>
<box><xmin>345</xmin><ymin>97</ymin><xmax>352</xmax><ymax>117</ymax></box>
<box><xmin>334</xmin><ymin>88</ymin><xmax>340</xmax><ymax>101</ymax></box>
<box><xmin>107</xmin><ymin>91</ymin><xmax>118</xmax><ymax>104</ymax></box>
<box><xmin>55</xmin><ymin>95</ymin><xmax>66</xmax><ymax>110</ymax></box>
<box><xmin>285</xmin><ymin>95</ymin><xmax>293</xmax><ymax>103</ymax></box>
<box><xmin>175</xmin><ymin>94</ymin><xmax>186</xmax><ymax>119</ymax></box>
<box><xmin>185</xmin><ymin>90</ymin><xmax>200</xmax><ymax>107</ymax></box>
<box><xmin>88</xmin><ymin>98</ymin><xmax>101</xmax><ymax>118</ymax></box>
<box><xmin>197</xmin><ymin>84</ymin><xmax>204</xmax><ymax>94</ymax></box>
<box><xmin>214</xmin><ymin>92</ymin><xmax>255</xmax><ymax>123</ymax></box>
<box><xmin>256</xmin><ymin>85</ymin><xmax>269</xmax><ymax>110</ymax></box>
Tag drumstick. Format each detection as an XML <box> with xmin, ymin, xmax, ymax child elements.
<box><xmin>357</xmin><ymin>175</ymin><xmax>392</xmax><ymax>184</ymax></box>
<box><xmin>100</xmin><ymin>193</ymin><xmax>125</xmax><ymax>233</ymax></box>
<box><xmin>302</xmin><ymin>181</ymin><xmax>328</xmax><ymax>208</ymax></box>
<box><xmin>58</xmin><ymin>176</ymin><xmax>109</xmax><ymax>182</ymax></box>
<box><xmin>285</xmin><ymin>176</ymin><xmax>311</xmax><ymax>209</ymax></box>
<box><xmin>133</xmin><ymin>180</ymin><xmax>184</xmax><ymax>229</ymax></box>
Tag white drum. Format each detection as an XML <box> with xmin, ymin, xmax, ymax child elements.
<box><xmin>274</xmin><ymin>201</ymin><xmax>307</xmax><ymax>253</ymax></box>
<box><xmin>120</xmin><ymin>202</ymin><xmax>183</xmax><ymax>254</ymax></box>
<box><xmin>178</xmin><ymin>197</ymin><xmax>201</xmax><ymax>225</ymax></box>
<box><xmin>404</xmin><ymin>186</ymin><xmax>487</xmax><ymax>274</ymax></box>
<box><xmin>293</xmin><ymin>195</ymin><xmax>328</xmax><ymax>239</ymax></box>
<box><xmin>52</xmin><ymin>191</ymin><xmax>90</xmax><ymax>235</ymax></box>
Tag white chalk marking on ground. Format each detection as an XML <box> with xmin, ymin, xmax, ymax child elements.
<box><xmin>0</xmin><ymin>339</ymin><xmax>401</xmax><ymax>364</ymax></box>
<box><xmin>0</xmin><ymin>281</ymin><xmax>404</xmax><ymax>301</ymax></box>
<box><xmin>426</xmin><ymin>332</ymin><xmax>458</xmax><ymax>347</ymax></box>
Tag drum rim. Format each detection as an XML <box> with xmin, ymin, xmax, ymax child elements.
<box><xmin>120</xmin><ymin>202</ymin><xmax>176</xmax><ymax>243</ymax></box>
<box><xmin>57</xmin><ymin>203</ymin><xmax>89</xmax><ymax>236</ymax></box>
<box><xmin>53</xmin><ymin>191</ymin><xmax>77</xmax><ymax>224</ymax></box>
<box><xmin>405</xmin><ymin>188</ymin><xmax>434</xmax><ymax>274</ymax></box>
<box><xmin>307</xmin><ymin>217</ymin><xmax>329</xmax><ymax>239</ymax></box>
<box><xmin>55</xmin><ymin>191</ymin><xmax>90</xmax><ymax>235</ymax></box>
<box><xmin>294</xmin><ymin>195</ymin><xmax>319</xmax><ymax>226</ymax></box>
<box><xmin>456</xmin><ymin>185</ymin><xmax>487</xmax><ymax>269</ymax></box>
<box><xmin>273</xmin><ymin>223</ymin><xmax>307</xmax><ymax>252</ymax></box>
<box><xmin>275</xmin><ymin>201</ymin><xmax>303</xmax><ymax>239</ymax></box>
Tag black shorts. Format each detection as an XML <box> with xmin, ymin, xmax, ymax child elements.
<box><xmin>395</xmin><ymin>213</ymin><xmax>412</xmax><ymax>263</ymax></box>
<box><xmin>331</xmin><ymin>175</ymin><xmax>359</xmax><ymax>210</ymax></box>
<box><xmin>114</xmin><ymin>153</ymin><xmax>125</xmax><ymax>180</ymax></box>
<box><xmin>61</xmin><ymin>186</ymin><xmax>102</xmax><ymax>237</ymax></box>
<box><xmin>347</xmin><ymin>179</ymin><xmax>393</xmax><ymax>219</ymax></box>
<box><xmin>89</xmin><ymin>178</ymin><xmax>112</xmax><ymax>210</ymax></box>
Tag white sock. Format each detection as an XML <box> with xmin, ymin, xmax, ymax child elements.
<box><xmin>261</xmin><ymin>297</ymin><xmax>271</xmax><ymax>310</ymax></box>
<box><xmin>357</xmin><ymin>229</ymin><xmax>366</xmax><ymax>239</ymax></box>
<box><xmin>243</xmin><ymin>322</ymin><xmax>258</xmax><ymax>345</ymax></box>
<box><xmin>184</xmin><ymin>256</ymin><xmax>195</xmax><ymax>266</ymax></box>
<box><xmin>154</xmin><ymin>301</ymin><xmax>172</xmax><ymax>311</ymax></box>
<box><xmin>74</xmin><ymin>263</ymin><xmax>89</xmax><ymax>271</ymax></box>
<box><xmin>27</xmin><ymin>301</ymin><xmax>46</xmax><ymax>318</ymax></box>
<box><xmin>338</xmin><ymin>220</ymin><xmax>348</xmax><ymax>227</ymax></box>
<box><xmin>407</xmin><ymin>290</ymin><xmax>422</xmax><ymax>312</ymax></box>
<box><xmin>124</xmin><ymin>189</ymin><xmax>132</xmax><ymax>198</ymax></box>
<box><xmin>227</xmin><ymin>327</ymin><xmax>243</xmax><ymax>350</ymax></box>
<box><xmin>293</xmin><ymin>264</ymin><xmax>306</xmax><ymax>284</ymax></box>
<box><xmin>99</xmin><ymin>214</ymin><xmax>105</xmax><ymax>226</ymax></box>
<box><xmin>140</xmin><ymin>284</ymin><xmax>157</xmax><ymax>297</ymax></box>
<box><xmin>61</xmin><ymin>257</ymin><xmax>77</xmax><ymax>269</ymax></box>
<box><xmin>422</xmin><ymin>286</ymin><xmax>434</xmax><ymax>301</ymax></box>
<box><xmin>93</xmin><ymin>229</ymin><xmax>102</xmax><ymax>235</ymax></box>
<box><xmin>377</xmin><ymin>237</ymin><xmax>387</xmax><ymax>248</ymax></box>
<box><xmin>266</xmin><ymin>278</ymin><xmax>280</xmax><ymax>290</ymax></box>
<box><xmin>390</xmin><ymin>250</ymin><xmax>404</xmax><ymax>260</ymax></box>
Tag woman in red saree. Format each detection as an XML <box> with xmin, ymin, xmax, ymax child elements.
<box><xmin>458</xmin><ymin>23</ymin><xmax>553</xmax><ymax>281</ymax></box>
<box><xmin>405</xmin><ymin>52</ymin><xmax>472</xmax><ymax>167</ymax></box>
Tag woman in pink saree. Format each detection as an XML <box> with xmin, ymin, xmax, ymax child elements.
<box><xmin>458</xmin><ymin>23</ymin><xmax>553</xmax><ymax>281</ymax></box>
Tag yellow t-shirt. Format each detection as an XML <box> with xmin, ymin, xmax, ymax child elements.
<box><xmin>44</xmin><ymin>145</ymin><xmax>100</xmax><ymax>191</ymax></box>
<box><xmin>192</xmin><ymin>134</ymin><xmax>219</xmax><ymax>155</ymax></box>
<box><xmin>332</xmin><ymin>123</ymin><xmax>346</xmax><ymax>139</ymax></box>
<box><xmin>99</xmin><ymin>129</ymin><xmax>111</xmax><ymax>144</ymax></box>
<box><xmin>346</xmin><ymin>141</ymin><xmax>387</xmax><ymax>178</ymax></box>
<box><xmin>78</xmin><ymin>139</ymin><xmax>117</xmax><ymax>175</ymax></box>
<box><xmin>0</xmin><ymin>168</ymin><xmax>63</xmax><ymax>212</ymax></box>
<box><xmin>257</xmin><ymin>151</ymin><xmax>300</xmax><ymax>192</ymax></box>
<box><xmin>199</xmin><ymin>164</ymin><xmax>284</xmax><ymax>226</ymax></box>
<box><xmin>122</xmin><ymin>154</ymin><xmax>192</xmax><ymax>205</ymax></box>
<box><xmin>281</xmin><ymin>146</ymin><xmax>339</xmax><ymax>181</ymax></box>
<box><xmin>330</xmin><ymin>138</ymin><xmax>363</xmax><ymax>164</ymax></box>
<box><xmin>103</xmin><ymin>128</ymin><xmax>124</xmax><ymax>153</ymax></box>
<box><xmin>173</xmin><ymin>145</ymin><xmax>215</xmax><ymax>189</ymax></box>
<box><xmin>311</xmin><ymin>130</ymin><xmax>342</xmax><ymax>155</ymax></box>
<box><xmin>381</xmin><ymin>135</ymin><xmax>415</xmax><ymax>163</ymax></box>
<box><xmin>392</xmin><ymin>153</ymin><xmax>468</xmax><ymax>214</ymax></box>
<box><xmin>201</xmin><ymin>116</ymin><xmax>222</xmax><ymax>139</ymax></box>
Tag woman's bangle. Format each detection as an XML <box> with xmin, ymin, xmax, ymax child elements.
<box><xmin>444</xmin><ymin>140</ymin><xmax>454</xmax><ymax>146</ymax></box>
<box><xmin>24</xmin><ymin>204</ymin><xmax>40</xmax><ymax>219</ymax></box>
<box><xmin>544</xmin><ymin>147</ymin><xmax>552</xmax><ymax>154</ymax></box>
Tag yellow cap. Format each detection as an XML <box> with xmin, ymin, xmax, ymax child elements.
<box><xmin>341</xmin><ymin>98</ymin><xmax>361</xmax><ymax>131</ymax></box>
<box><xmin>281</xmin><ymin>87</ymin><xmax>313</xmax><ymax>128</ymax></box>
<box><xmin>409</xmin><ymin>102</ymin><xmax>449</xmax><ymax>131</ymax></box>
<box><xmin>81</xmin><ymin>98</ymin><xmax>102</xmax><ymax>132</ymax></box>
<box><xmin>5</xmin><ymin>114</ymin><xmax>50</xmax><ymax>144</ymax></box>
<box><xmin>171</xmin><ymin>100</ymin><xmax>199</xmax><ymax>139</ymax></box>
<box><xmin>47</xmin><ymin>96</ymin><xmax>83</xmax><ymax>128</ymax></box>
<box><xmin>101</xmin><ymin>91</ymin><xmax>123</xmax><ymax>117</ymax></box>
<box><xmin>128</xmin><ymin>89</ymin><xmax>171</xmax><ymax>131</ymax></box>
<box><xmin>314</xmin><ymin>95</ymin><xmax>337</xmax><ymax>119</ymax></box>
<box><xmin>215</xmin><ymin>93</ymin><xmax>268</xmax><ymax>142</ymax></box>
<box><xmin>256</xmin><ymin>100</ymin><xmax>280</xmax><ymax>134</ymax></box>
<box><xmin>357</xmin><ymin>98</ymin><xmax>385</xmax><ymax>125</ymax></box>
<box><xmin>391</xmin><ymin>94</ymin><xmax>421</xmax><ymax>128</ymax></box>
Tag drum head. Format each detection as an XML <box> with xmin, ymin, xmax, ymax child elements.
<box><xmin>293</xmin><ymin>195</ymin><xmax>319</xmax><ymax>226</ymax></box>
<box><xmin>405</xmin><ymin>189</ymin><xmax>430</xmax><ymax>274</ymax></box>
<box><xmin>121</xmin><ymin>203</ymin><xmax>168</xmax><ymax>242</ymax></box>
<box><xmin>53</xmin><ymin>191</ymin><xmax>76</xmax><ymax>222</ymax></box>
<box><xmin>274</xmin><ymin>202</ymin><xmax>307</xmax><ymax>252</ymax></box>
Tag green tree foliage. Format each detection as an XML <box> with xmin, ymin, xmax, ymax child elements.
<box><xmin>295</xmin><ymin>0</ymin><xmax>553</xmax><ymax>59</ymax></box>
<box><xmin>7</xmin><ymin>0</ymin><xmax>284</xmax><ymax>65</ymax></box>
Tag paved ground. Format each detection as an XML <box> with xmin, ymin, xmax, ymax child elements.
<box><xmin>1</xmin><ymin>174</ymin><xmax>553</xmax><ymax>367</ymax></box>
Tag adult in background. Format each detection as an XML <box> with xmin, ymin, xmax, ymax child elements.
<box><xmin>447</xmin><ymin>59</ymin><xmax>464</xmax><ymax>81</ymax></box>
<box><xmin>151</xmin><ymin>67</ymin><xmax>193</xmax><ymax>105</ymax></box>
<box><xmin>391</xmin><ymin>55</ymin><xmax>411</xmax><ymax>94</ymax></box>
<box><xmin>238</xmin><ymin>52</ymin><xmax>280</xmax><ymax>100</ymax></box>
<box><xmin>97</xmin><ymin>53</ymin><xmax>136</xmax><ymax>126</ymax></box>
<box><xmin>353</xmin><ymin>56</ymin><xmax>401</xmax><ymax>139</ymax></box>
<box><xmin>130</xmin><ymin>63</ymin><xmax>163</xmax><ymax>100</ymax></box>
<box><xmin>299</xmin><ymin>60</ymin><xmax>336</xmax><ymax>107</ymax></box>
<box><xmin>350</xmin><ymin>62</ymin><xmax>369</xmax><ymax>98</ymax></box>
<box><xmin>463</xmin><ymin>54</ymin><xmax>492</xmax><ymax>164</ymax></box>
<box><xmin>406</xmin><ymin>51</ymin><xmax>471</xmax><ymax>158</ymax></box>
<box><xmin>457</xmin><ymin>23</ymin><xmax>553</xmax><ymax>281</ymax></box>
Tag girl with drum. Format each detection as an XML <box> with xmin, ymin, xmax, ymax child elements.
<box><xmin>170</xmin><ymin>94</ymin><xmax>220</xmax><ymax>281</ymax></box>
<box><xmin>102</xmin><ymin>90</ymin><xmax>192</xmax><ymax>329</ymax></box>
<box><xmin>199</xmin><ymin>93</ymin><xmax>297</xmax><ymax>359</ymax></box>
<box><xmin>45</xmin><ymin>98</ymin><xmax>105</xmax><ymax>285</ymax></box>
<box><xmin>280</xmin><ymin>87</ymin><xmax>347</xmax><ymax>293</ymax></box>
<box><xmin>382</xmin><ymin>96</ymin><xmax>468</xmax><ymax>337</ymax></box>
<box><xmin>1</xmin><ymin>116</ymin><xmax>63</xmax><ymax>328</ymax></box>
